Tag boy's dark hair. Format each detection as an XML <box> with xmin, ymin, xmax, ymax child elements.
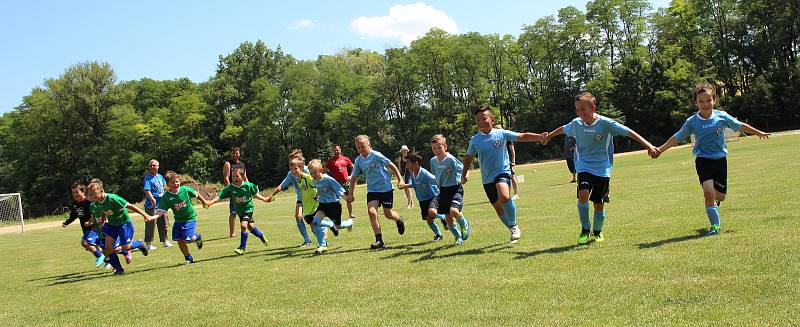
<box><xmin>693</xmin><ymin>83</ymin><xmax>716</xmax><ymax>102</ymax></box>
<box><xmin>405</xmin><ymin>152</ymin><xmax>423</xmax><ymax>165</ymax></box>
<box><xmin>288</xmin><ymin>148</ymin><xmax>304</xmax><ymax>161</ymax></box>
<box><xmin>231</xmin><ymin>146</ymin><xmax>240</xmax><ymax>152</ymax></box>
<box><xmin>88</xmin><ymin>178</ymin><xmax>104</xmax><ymax>192</ymax></box>
<box><xmin>473</xmin><ymin>104</ymin><xmax>493</xmax><ymax>116</ymax></box>
<box><xmin>164</xmin><ymin>171</ymin><xmax>179</xmax><ymax>183</ymax></box>
<box><xmin>71</xmin><ymin>181</ymin><xmax>86</xmax><ymax>193</ymax></box>
<box><xmin>575</xmin><ymin>92</ymin><xmax>596</xmax><ymax>106</ymax></box>
<box><xmin>231</xmin><ymin>167</ymin><xmax>245</xmax><ymax>176</ymax></box>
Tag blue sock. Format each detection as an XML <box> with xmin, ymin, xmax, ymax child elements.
<box><xmin>705</xmin><ymin>206</ymin><xmax>720</xmax><ymax>226</ymax></box>
<box><xmin>131</xmin><ymin>240</ymin><xmax>143</xmax><ymax>249</ymax></box>
<box><xmin>108</xmin><ymin>253</ymin><xmax>123</xmax><ymax>271</ymax></box>
<box><xmin>240</xmin><ymin>232</ymin><xmax>249</xmax><ymax>249</ymax></box>
<box><xmin>296</xmin><ymin>220</ymin><xmax>311</xmax><ymax>243</ymax></box>
<box><xmin>194</xmin><ymin>233</ymin><xmax>202</xmax><ymax>242</ymax></box>
<box><xmin>340</xmin><ymin>218</ymin><xmax>353</xmax><ymax>229</ymax></box>
<box><xmin>457</xmin><ymin>215</ymin><xmax>468</xmax><ymax>228</ymax></box>
<box><xmin>251</xmin><ymin>226</ymin><xmax>264</xmax><ymax>238</ymax></box>
<box><xmin>449</xmin><ymin>224</ymin><xmax>462</xmax><ymax>240</ymax></box>
<box><xmin>312</xmin><ymin>218</ymin><xmax>324</xmax><ymax>245</ymax></box>
<box><xmin>119</xmin><ymin>250</ymin><xmax>129</xmax><ymax>255</ymax></box>
<box><xmin>593</xmin><ymin>210</ymin><xmax>606</xmax><ymax>232</ymax></box>
<box><xmin>427</xmin><ymin>221</ymin><xmax>442</xmax><ymax>236</ymax></box>
<box><xmin>185</xmin><ymin>254</ymin><xmax>193</xmax><ymax>262</ymax></box>
<box><xmin>501</xmin><ymin>199</ymin><xmax>517</xmax><ymax>227</ymax></box>
<box><xmin>93</xmin><ymin>249</ymin><xmax>102</xmax><ymax>258</ymax></box>
<box><xmin>578</xmin><ymin>202</ymin><xmax>591</xmax><ymax>230</ymax></box>
<box><xmin>436</xmin><ymin>214</ymin><xmax>446</xmax><ymax>220</ymax></box>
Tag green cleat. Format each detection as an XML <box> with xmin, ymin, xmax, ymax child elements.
<box><xmin>234</xmin><ymin>248</ymin><xmax>246</xmax><ymax>255</ymax></box>
<box><xmin>577</xmin><ymin>229</ymin><xmax>591</xmax><ymax>245</ymax></box>
<box><xmin>707</xmin><ymin>224</ymin><xmax>720</xmax><ymax>236</ymax></box>
<box><xmin>259</xmin><ymin>235</ymin><xmax>268</xmax><ymax>246</ymax></box>
<box><xmin>593</xmin><ymin>231</ymin><xmax>604</xmax><ymax>243</ymax></box>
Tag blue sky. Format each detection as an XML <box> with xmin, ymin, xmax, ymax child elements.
<box><xmin>0</xmin><ymin>0</ymin><xmax>670</xmax><ymax>114</ymax></box>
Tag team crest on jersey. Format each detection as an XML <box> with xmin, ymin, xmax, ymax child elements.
<box><xmin>595</xmin><ymin>134</ymin><xmax>603</xmax><ymax>142</ymax></box>
<box><xmin>173</xmin><ymin>201</ymin><xmax>187</xmax><ymax>210</ymax></box>
<box><xmin>493</xmin><ymin>140</ymin><xmax>502</xmax><ymax>148</ymax></box>
<box><xmin>236</xmin><ymin>197</ymin><xmax>249</xmax><ymax>203</ymax></box>
<box><xmin>446</xmin><ymin>168</ymin><xmax>454</xmax><ymax>174</ymax></box>
<box><xmin>715</xmin><ymin>127</ymin><xmax>722</xmax><ymax>135</ymax></box>
<box><xmin>369</xmin><ymin>162</ymin><xmax>378</xmax><ymax>169</ymax></box>
<box><xmin>103</xmin><ymin>210</ymin><xmax>113</xmax><ymax>216</ymax></box>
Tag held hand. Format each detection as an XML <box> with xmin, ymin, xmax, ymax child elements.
<box><xmin>397</xmin><ymin>182</ymin><xmax>406</xmax><ymax>190</ymax></box>
<box><xmin>265</xmin><ymin>196</ymin><xmax>273</xmax><ymax>203</ymax></box>
<box><xmin>757</xmin><ymin>132</ymin><xmax>771</xmax><ymax>139</ymax></box>
<box><xmin>646</xmin><ymin>145</ymin><xmax>659</xmax><ymax>159</ymax></box>
<box><xmin>541</xmin><ymin>134</ymin><xmax>551</xmax><ymax>145</ymax></box>
<box><xmin>62</xmin><ymin>222</ymin><xmax>67</xmax><ymax>228</ymax></box>
<box><xmin>346</xmin><ymin>195</ymin><xmax>354</xmax><ymax>203</ymax></box>
<box><xmin>461</xmin><ymin>173</ymin><xmax>469</xmax><ymax>184</ymax></box>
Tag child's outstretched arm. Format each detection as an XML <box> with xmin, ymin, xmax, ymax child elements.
<box><xmin>254</xmin><ymin>192</ymin><xmax>269</xmax><ymax>203</ymax></box>
<box><xmin>739</xmin><ymin>124</ymin><xmax>770</xmax><ymax>139</ymax></box>
<box><xmin>388</xmin><ymin>162</ymin><xmax>404</xmax><ymax>185</ymax></box>
<box><xmin>655</xmin><ymin>137</ymin><xmax>681</xmax><ymax>158</ymax></box>
<box><xmin>265</xmin><ymin>186</ymin><xmax>283</xmax><ymax>203</ymax></box>
<box><xmin>205</xmin><ymin>196</ymin><xmax>221</xmax><ymax>208</ymax></box>
<box><xmin>125</xmin><ymin>203</ymin><xmax>154</xmax><ymax>222</ymax></box>
<box><xmin>461</xmin><ymin>155</ymin><xmax>474</xmax><ymax>184</ymax></box>
<box><xmin>627</xmin><ymin>130</ymin><xmax>659</xmax><ymax>158</ymax></box>
<box><xmin>517</xmin><ymin>131</ymin><xmax>547</xmax><ymax>143</ymax></box>
<box><xmin>541</xmin><ymin>126</ymin><xmax>564</xmax><ymax>145</ymax></box>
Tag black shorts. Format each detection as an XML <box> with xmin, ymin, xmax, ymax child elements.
<box><xmin>418</xmin><ymin>197</ymin><xmax>439</xmax><ymax>220</ymax></box>
<box><xmin>577</xmin><ymin>172</ymin><xmax>610</xmax><ymax>204</ymax></box>
<box><xmin>509</xmin><ymin>166</ymin><xmax>516</xmax><ymax>175</ymax></box>
<box><xmin>317</xmin><ymin>201</ymin><xmax>343</xmax><ymax>226</ymax></box>
<box><xmin>483</xmin><ymin>173</ymin><xmax>513</xmax><ymax>204</ymax></box>
<box><xmin>566</xmin><ymin>158</ymin><xmax>576</xmax><ymax>173</ymax></box>
<box><xmin>238</xmin><ymin>213</ymin><xmax>255</xmax><ymax>223</ymax></box>
<box><xmin>438</xmin><ymin>185</ymin><xmax>464</xmax><ymax>213</ymax></box>
<box><xmin>366</xmin><ymin>190</ymin><xmax>394</xmax><ymax>208</ymax></box>
<box><xmin>303</xmin><ymin>213</ymin><xmax>315</xmax><ymax>225</ymax></box>
<box><xmin>695</xmin><ymin>157</ymin><xmax>727</xmax><ymax>193</ymax></box>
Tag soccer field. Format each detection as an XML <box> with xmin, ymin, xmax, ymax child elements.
<box><xmin>1</xmin><ymin>135</ymin><xmax>798</xmax><ymax>326</ymax></box>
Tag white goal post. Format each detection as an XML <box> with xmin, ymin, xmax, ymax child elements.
<box><xmin>0</xmin><ymin>193</ymin><xmax>25</xmax><ymax>232</ymax></box>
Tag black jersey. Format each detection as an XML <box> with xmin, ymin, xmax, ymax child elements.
<box><xmin>63</xmin><ymin>199</ymin><xmax>94</xmax><ymax>233</ymax></box>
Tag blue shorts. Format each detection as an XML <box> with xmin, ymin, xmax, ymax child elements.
<box><xmin>229</xmin><ymin>200</ymin><xmax>237</xmax><ymax>215</ymax></box>
<box><xmin>96</xmin><ymin>235</ymin><xmax>122</xmax><ymax>249</ymax></box>
<box><xmin>172</xmin><ymin>220</ymin><xmax>197</xmax><ymax>241</ymax></box>
<box><xmin>101</xmin><ymin>221</ymin><xmax>135</xmax><ymax>246</ymax></box>
<box><xmin>82</xmin><ymin>230</ymin><xmax>99</xmax><ymax>245</ymax></box>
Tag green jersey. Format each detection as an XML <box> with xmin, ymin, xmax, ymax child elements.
<box><xmin>218</xmin><ymin>181</ymin><xmax>259</xmax><ymax>216</ymax></box>
<box><xmin>90</xmin><ymin>193</ymin><xmax>131</xmax><ymax>226</ymax></box>
<box><xmin>297</xmin><ymin>173</ymin><xmax>318</xmax><ymax>216</ymax></box>
<box><xmin>158</xmin><ymin>186</ymin><xmax>198</xmax><ymax>222</ymax></box>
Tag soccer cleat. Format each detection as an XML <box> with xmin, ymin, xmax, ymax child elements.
<box><xmin>185</xmin><ymin>259</ymin><xmax>193</xmax><ymax>265</ymax></box>
<box><xmin>113</xmin><ymin>269</ymin><xmax>125</xmax><ymax>276</ymax></box>
<box><xmin>259</xmin><ymin>235</ymin><xmax>268</xmax><ymax>246</ymax></box>
<box><xmin>454</xmin><ymin>238</ymin><xmax>463</xmax><ymax>246</ymax></box>
<box><xmin>146</xmin><ymin>243</ymin><xmax>157</xmax><ymax>250</ymax></box>
<box><xmin>509</xmin><ymin>225</ymin><xmax>521</xmax><ymax>243</ymax></box>
<box><xmin>433</xmin><ymin>235</ymin><xmax>443</xmax><ymax>242</ymax></box>
<box><xmin>196</xmin><ymin>238</ymin><xmax>204</xmax><ymax>250</ymax></box>
<box><xmin>315</xmin><ymin>245</ymin><xmax>328</xmax><ymax>255</ymax></box>
<box><xmin>139</xmin><ymin>244</ymin><xmax>149</xmax><ymax>257</ymax></box>
<box><xmin>163</xmin><ymin>241</ymin><xmax>173</xmax><ymax>248</ymax></box>
<box><xmin>396</xmin><ymin>218</ymin><xmax>406</xmax><ymax>235</ymax></box>
<box><xmin>578</xmin><ymin>229</ymin><xmax>591</xmax><ymax>245</ymax></box>
<box><xmin>462</xmin><ymin>220</ymin><xmax>471</xmax><ymax>241</ymax></box>
<box><xmin>234</xmin><ymin>248</ymin><xmax>246</xmax><ymax>255</ymax></box>
<box><xmin>707</xmin><ymin>224</ymin><xmax>720</xmax><ymax>236</ymax></box>
<box><xmin>331</xmin><ymin>225</ymin><xmax>339</xmax><ymax>237</ymax></box>
<box><xmin>104</xmin><ymin>263</ymin><xmax>113</xmax><ymax>270</ymax></box>
<box><xmin>124</xmin><ymin>251</ymin><xmax>133</xmax><ymax>264</ymax></box>
<box><xmin>370</xmin><ymin>240</ymin><xmax>385</xmax><ymax>250</ymax></box>
<box><xmin>299</xmin><ymin>241</ymin><xmax>313</xmax><ymax>248</ymax></box>
<box><xmin>95</xmin><ymin>254</ymin><xmax>106</xmax><ymax>268</ymax></box>
<box><xmin>593</xmin><ymin>231</ymin><xmax>605</xmax><ymax>243</ymax></box>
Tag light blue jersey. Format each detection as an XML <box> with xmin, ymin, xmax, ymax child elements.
<box><xmin>351</xmin><ymin>150</ymin><xmax>394</xmax><ymax>193</ymax></box>
<box><xmin>280</xmin><ymin>165</ymin><xmax>310</xmax><ymax>201</ymax></box>
<box><xmin>563</xmin><ymin>115</ymin><xmax>631</xmax><ymax>178</ymax></box>
<box><xmin>409</xmin><ymin>168</ymin><xmax>439</xmax><ymax>201</ymax></box>
<box><xmin>430</xmin><ymin>153</ymin><xmax>463</xmax><ymax>187</ymax></box>
<box><xmin>143</xmin><ymin>173</ymin><xmax>166</xmax><ymax>209</ymax></box>
<box><xmin>673</xmin><ymin>110</ymin><xmax>742</xmax><ymax>159</ymax></box>
<box><xmin>314</xmin><ymin>174</ymin><xmax>345</xmax><ymax>203</ymax></box>
<box><xmin>466</xmin><ymin>128</ymin><xmax>519</xmax><ymax>184</ymax></box>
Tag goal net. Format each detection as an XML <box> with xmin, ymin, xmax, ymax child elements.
<box><xmin>0</xmin><ymin>193</ymin><xmax>25</xmax><ymax>232</ymax></box>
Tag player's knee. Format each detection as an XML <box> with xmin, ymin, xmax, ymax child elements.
<box><xmin>577</xmin><ymin>190</ymin><xmax>590</xmax><ymax>202</ymax></box>
<box><xmin>382</xmin><ymin>208</ymin><xmax>394</xmax><ymax>218</ymax></box>
<box><xmin>449</xmin><ymin>208</ymin><xmax>460</xmax><ymax>217</ymax></box>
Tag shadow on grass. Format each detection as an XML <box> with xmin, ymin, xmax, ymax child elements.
<box><xmin>378</xmin><ymin>242</ymin><xmax>513</xmax><ymax>263</ymax></box>
<box><xmin>636</xmin><ymin>229</ymin><xmax>711</xmax><ymax>249</ymax></box>
<box><xmin>511</xmin><ymin>244</ymin><xmax>582</xmax><ymax>260</ymax></box>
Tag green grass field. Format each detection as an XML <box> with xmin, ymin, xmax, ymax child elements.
<box><xmin>1</xmin><ymin>134</ymin><xmax>798</xmax><ymax>326</ymax></box>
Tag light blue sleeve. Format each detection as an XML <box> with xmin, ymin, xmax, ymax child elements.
<box><xmin>279</xmin><ymin>172</ymin><xmax>293</xmax><ymax>191</ymax></box>
<box><xmin>452</xmin><ymin>156</ymin><xmax>464</xmax><ymax>174</ymax></box>
<box><xmin>719</xmin><ymin>111</ymin><xmax>742</xmax><ymax>131</ymax></box>
<box><xmin>429</xmin><ymin>157</ymin><xmax>437</xmax><ymax>176</ymax></box>
<box><xmin>351</xmin><ymin>158</ymin><xmax>362</xmax><ymax>177</ymax></box>
<box><xmin>422</xmin><ymin>169</ymin><xmax>436</xmax><ymax>185</ymax></box>
<box><xmin>503</xmin><ymin>129</ymin><xmax>519</xmax><ymax>142</ymax></box>
<box><xmin>563</xmin><ymin>121</ymin><xmax>575</xmax><ymax>137</ymax></box>
<box><xmin>375</xmin><ymin>151</ymin><xmax>391</xmax><ymax>167</ymax></box>
<box><xmin>673</xmin><ymin>117</ymin><xmax>694</xmax><ymax>142</ymax></box>
<box><xmin>143</xmin><ymin>175</ymin><xmax>152</xmax><ymax>191</ymax></box>
<box><xmin>607</xmin><ymin>119</ymin><xmax>631</xmax><ymax>137</ymax></box>
<box><xmin>466</xmin><ymin>140</ymin><xmax>477</xmax><ymax>157</ymax></box>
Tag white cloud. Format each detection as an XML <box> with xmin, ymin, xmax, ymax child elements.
<box><xmin>289</xmin><ymin>19</ymin><xmax>314</xmax><ymax>29</ymax></box>
<box><xmin>350</xmin><ymin>2</ymin><xmax>458</xmax><ymax>44</ymax></box>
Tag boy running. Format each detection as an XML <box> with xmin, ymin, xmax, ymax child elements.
<box><xmin>346</xmin><ymin>135</ymin><xmax>406</xmax><ymax>249</ymax></box>
<box><xmin>542</xmin><ymin>92</ymin><xmax>658</xmax><ymax>244</ymax></box>
<box><xmin>430</xmin><ymin>135</ymin><xmax>470</xmax><ymax>244</ymax></box>
<box><xmin>654</xmin><ymin>83</ymin><xmax>769</xmax><ymax>235</ymax></box>
<box><xmin>462</xmin><ymin>105</ymin><xmax>545</xmax><ymax>244</ymax></box>
<box><xmin>266</xmin><ymin>149</ymin><xmax>313</xmax><ymax>248</ymax></box>
<box><xmin>308</xmin><ymin>159</ymin><xmax>353</xmax><ymax>254</ymax></box>
<box><xmin>152</xmin><ymin>171</ymin><xmax>209</xmax><ymax>264</ymax></box>
<box><xmin>398</xmin><ymin>153</ymin><xmax>448</xmax><ymax>243</ymax></box>
<box><xmin>206</xmin><ymin>167</ymin><xmax>269</xmax><ymax>255</ymax></box>
<box><xmin>62</xmin><ymin>182</ymin><xmax>105</xmax><ymax>267</ymax></box>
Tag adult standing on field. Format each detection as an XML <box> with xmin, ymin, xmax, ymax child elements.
<box><xmin>397</xmin><ymin>145</ymin><xmax>414</xmax><ymax>209</ymax></box>
<box><xmin>223</xmin><ymin>146</ymin><xmax>248</xmax><ymax>238</ymax></box>
<box><xmin>564</xmin><ymin>135</ymin><xmax>577</xmax><ymax>183</ymax></box>
<box><xmin>325</xmin><ymin>144</ymin><xmax>356</xmax><ymax>219</ymax></box>
<box><xmin>143</xmin><ymin>159</ymin><xmax>172</xmax><ymax>250</ymax></box>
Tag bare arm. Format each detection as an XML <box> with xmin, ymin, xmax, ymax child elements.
<box><xmin>387</xmin><ymin>162</ymin><xmax>403</xmax><ymax>184</ymax></box>
<box><xmin>541</xmin><ymin>126</ymin><xmax>564</xmax><ymax>145</ymax></box>
<box><xmin>739</xmin><ymin>123</ymin><xmax>770</xmax><ymax>139</ymax></box>
<box><xmin>517</xmin><ymin>132</ymin><xmax>545</xmax><ymax>142</ymax></box>
<box><xmin>627</xmin><ymin>130</ymin><xmax>658</xmax><ymax>158</ymax></box>
<box><xmin>125</xmin><ymin>203</ymin><xmax>154</xmax><ymax>221</ymax></box>
<box><xmin>461</xmin><ymin>155</ymin><xmax>475</xmax><ymax>184</ymax></box>
<box><xmin>222</xmin><ymin>162</ymin><xmax>231</xmax><ymax>185</ymax></box>
<box><xmin>265</xmin><ymin>186</ymin><xmax>283</xmax><ymax>203</ymax></box>
<box><xmin>508</xmin><ymin>143</ymin><xmax>516</xmax><ymax>166</ymax></box>
<box><xmin>253</xmin><ymin>192</ymin><xmax>268</xmax><ymax>203</ymax></box>
<box><xmin>144</xmin><ymin>190</ymin><xmax>157</xmax><ymax>208</ymax></box>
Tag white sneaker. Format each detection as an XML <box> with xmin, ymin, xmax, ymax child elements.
<box><xmin>509</xmin><ymin>225</ymin><xmax>521</xmax><ymax>243</ymax></box>
<box><xmin>163</xmin><ymin>241</ymin><xmax>173</xmax><ymax>248</ymax></box>
<box><xmin>511</xmin><ymin>194</ymin><xmax>520</xmax><ymax>200</ymax></box>
<box><xmin>146</xmin><ymin>243</ymin><xmax>157</xmax><ymax>250</ymax></box>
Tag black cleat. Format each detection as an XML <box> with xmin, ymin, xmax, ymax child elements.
<box><xmin>331</xmin><ymin>225</ymin><xmax>339</xmax><ymax>237</ymax></box>
<box><xmin>396</xmin><ymin>218</ymin><xmax>405</xmax><ymax>235</ymax></box>
<box><xmin>370</xmin><ymin>240</ymin><xmax>385</xmax><ymax>250</ymax></box>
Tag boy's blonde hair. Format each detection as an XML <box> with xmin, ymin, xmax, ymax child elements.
<box><xmin>288</xmin><ymin>149</ymin><xmax>304</xmax><ymax>161</ymax></box>
<box><xmin>290</xmin><ymin>158</ymin><xmax>305</xmax><ymax>169</ymax></box>
<box><xmin>164</xmin><ymin>171</ymin><xmax>179</xmax><ymax>183</ymax></box>
<box><xmin>575</xmin><ymin>92</ymin><xmax>596</xmax><ymax>106</ymax></box>
<box><xmin>231</xmin><ymin>167</ymin><xmax>244</xmax><ymax>177</ymax></box>
<box><xmin>308</xmin><ymin>159</ymin><xmax>323</xmax><ymax>172</ymax></box>
<box><xmin>430</xmin><ymin>134</ymin><xmax>448</xmax><ymax>146</ymax></box>
<box><xmin>693</xmin><ymin>82</ymin><xmax>716</xmax><ymax>102</ymax></box>
<box><xmin>355</xmin><ymin>135</ymin><xmax>370</xmax><ymax>144</ymax></box>
<box><xmin>88</xmin><ymin>178</ymin><xmax>104</xmax><ymax>192</ymax></box>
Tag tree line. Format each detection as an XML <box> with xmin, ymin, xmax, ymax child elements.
<box><xmin>1</xmin><ymin>0</ymin><xmax>798</xmax><ymax>217</ymax></box>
